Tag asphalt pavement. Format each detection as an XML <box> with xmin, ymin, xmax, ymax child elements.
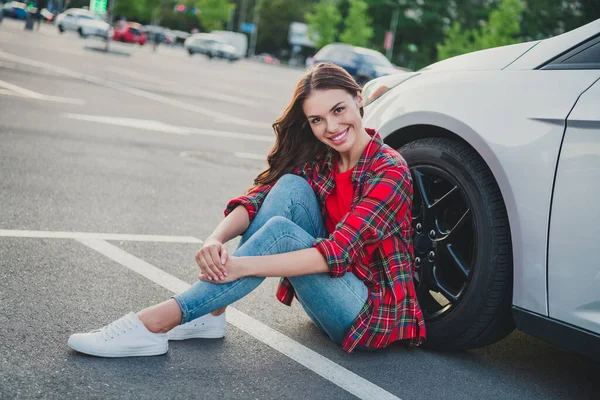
<box><xmin>0</xmin><ymin>18</ymin><xmax>598</xmax><ymax>400</ymax></box>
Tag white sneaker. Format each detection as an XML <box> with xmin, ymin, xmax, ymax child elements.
<box><xmin>68</xmin><ymin>312</ymin><xmax>168</xmax><ymax>357</ymax></box>
<box><xmin>167</xmin><ymin>312</ymin><xmax>226</xmax><ymax>341</ymax></box>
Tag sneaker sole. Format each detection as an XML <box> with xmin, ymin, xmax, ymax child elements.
<box><xmin>68</xmin><ymin>342</ymin><xmax>168</xmax><ymax>358</ymax></box>
<box><xmin>167</xmin><ymin>328</ymin><xmax>225</xmax><ymax>341</ymax></box>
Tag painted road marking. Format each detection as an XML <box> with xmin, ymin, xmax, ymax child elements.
<box><xmin>0</xmin><ymin>50</ymin><xmax>271</xmax><ymax>129</ymax></box>
<box><xmin>77</xmin><ymin>238</ymin><xmax>401</xmax><ymax>400</ymax></box>
<box><xmin>234</xmin><ymin>152</ymin><xmax>266</xmax><ymax>161</ymax></box>
<box><xmin>1</xmin><ymin>228</ymin><xmax>401</xmax><ymax>399</ymax></box>
<box><xmin>0</xmin><ymin>79</ymin><xmax>85</xmax><ymax>104</ymax></box>
<box><xmin>64</xmin><ymin>113</ymin><xmax>275</xmax><ymax>143</ymax></box>
<box><xmin>107</xmin><ymin>67</ymin><xmax>260</xmax><ymax>108</ymax></box>
<box><xmin>0</xmin><ymin>229</ymin><xmax>202</xmax><ymax>243</ymax></box>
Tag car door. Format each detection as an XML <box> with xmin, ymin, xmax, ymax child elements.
<box><xmin>62</xmin><ymin>13</ymin><xmax>79</xmax><ymax>30</ymax></box>
<box><xmin>547</xmin><ymin>37</ymin><xmax>600</xmax><ymax>334</ymax></box>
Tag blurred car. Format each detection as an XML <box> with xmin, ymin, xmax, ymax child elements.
<box><xmin>112</xmin><ymin>21</ymin><xmax>147</xmax><ymax>45</ymax></box>
<box><xmin>56</xmin><ymin>8</ymin><xmax>110</xmax><ymax>39</ymax></box>
<box><xmin>2</xmin><ymin>1</ymin><xmax>28</xmax><ymax>20</ymax></box>
<box><xmin>312</xmin><ymin>43</ymin><xmax>403</xmax><ymax>86</ymax></box>
<box><xmin>362</xmin><ymin>18</ymin><xmax>600</xmax><ymax>359</ymax></box>
<box><xmin>143</xmin><ymin>25</ymin><xmax>174</xmax><ymax>45</ymax></box>
<box><xmin>170</xmin><ymin>30</ymin><xmax>190</xmax><ymax>46</ymax></box>
<box><xmin>184</xmin><ymin>33</ymin><xmax>239</xmax><ymax>61</ymax></box>
<box><xmin>255</xmin><ymin>53</ymin><xmax>280</xmax><ymax>65</ymax></box>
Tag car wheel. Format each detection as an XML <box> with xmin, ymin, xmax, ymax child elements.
<box><xmin>78</xmin><ymin>28</ymin><xmax>87</xmax><ymax>38</ymax></box>
<box><xmin>58</xmin><ymin>24</ymin><xmax>64</xmax><ymax>33</ymax></box>
<box><xmin>399</xmin><ymin>138</ymin><xmax>514</xmax><ymax>350</ymax></box>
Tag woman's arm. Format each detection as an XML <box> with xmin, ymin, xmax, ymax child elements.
<box><xmin>238</xmin><ymin>248</ymin><xmax>329</xmax><ymax>277</ymax></box>
<box><xmin>207</xmin><ymin>205</ymin><xmax>250</xmax><ymax>244</ymax></box>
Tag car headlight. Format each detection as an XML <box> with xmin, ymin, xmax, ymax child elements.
<box><xmin>363</xmin><ymin>73</ymin><xmax>419</xmax><ymax>106</ymax></box>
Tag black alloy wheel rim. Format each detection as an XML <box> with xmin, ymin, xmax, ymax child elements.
<box><xmin>410</xmin><ymin>165</ymin><xmax>476</xmax><ymax>321</ymax></box>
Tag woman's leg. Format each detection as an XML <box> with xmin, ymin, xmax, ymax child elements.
<box><xmin>173</xmin><ymin>216</ymin><xmax>323</xmax><ymax>324</ymax></box>
<box><xmin>289</xmin><ymin>271</ymin><xmax>368</xmax><ymax>345</ymax></box>
<box><xmin>208</xmin><ymin>174</ymin><xmax>326</xmax><ymax>317</ymax></box>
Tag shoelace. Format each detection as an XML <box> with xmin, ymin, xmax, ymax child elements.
<box><xmin>100</xmin><ymin>316</ymin><xmax>138</xmax><ymax>341</ymax></box>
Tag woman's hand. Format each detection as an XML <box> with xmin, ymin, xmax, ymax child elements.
<box><xmin>199</xmin><ymin>256</ymin><xmax>246</xmax><ymax>284</ymax></box>
<box><xmin>195</xmin><ymin>238</ymin><xmax>229</xmax><ymax>281</ymax></box>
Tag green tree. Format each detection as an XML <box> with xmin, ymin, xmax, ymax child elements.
<box><xmin>199</xmin><ymin>0</ymin><xmax>234</xmax><ymax>31</ymax></box>
<box><xmin>436</xmin><ymin>0</ymin><xmax>524</xmax><ymax>61</ymax></box>
<box><xmin>340</xmin><ymin>0</ymin><xmax>373</xmax><ymax>47</ymax></box>
<box><xmin>306</xmin><ymin>1</ymin><xmax>342</xmax><ymax>49</ymax></box>
<box><xmin>435</xmin><ymin>22</ymin><xmax>472</xmax><ymax>61</ymax></box>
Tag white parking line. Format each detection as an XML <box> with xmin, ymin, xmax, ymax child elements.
<box><xmin>0</xmin><ymin>228</ymin><xmax>401</xmax><ymax>399</ymax></box>
<box><xmin>0</xmin><ymin>79</ymin><xmax>85</xmax><ymax>104</ymax></box>
<box><xmin>0</xmin><ymin>50</ymin><xmax>271</xmax><ymax>129</ymax></box>
<box><xmin>64</xmin><ymin>113</ymin><xmax>275</xmax><ymax>142</ymax></box>
<box><xmin>234</xmin><ymin>152</ymin><xmax>266</xmax><ymax>160</ymax></box>
<box><xmin>107</xmin><ymin>67</ymin><xmax>260</xmax><ymax>108</ymax></box>
<box><xmin>0</xmin><ymin>229</ymin><xmax>202</xmax><ymax>243</ymax></box>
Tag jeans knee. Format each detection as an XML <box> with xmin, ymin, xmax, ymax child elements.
<box><xmin>263</xmin><ymin>215</ymin><xmax>293</xmax><ymax>231</ymax></box>
<box><xmin>271</xmin><ymin>174</ymin><xmax>313</xmax><ymax>200</ymax></box>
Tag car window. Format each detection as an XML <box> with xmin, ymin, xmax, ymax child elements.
<box><xmin>543</xmin><ymin>35</ymin><xmax>600</xmax><ymax>70</ymax></box>
<box><xmin>355</xmin><ymin>49</ymin><xmax>393</xmax><ymax>68</ymax></box>
<box><xmin>129</xmin><ymin>27</ymin><xmax>141</xmax><ymax>35</ymax></box>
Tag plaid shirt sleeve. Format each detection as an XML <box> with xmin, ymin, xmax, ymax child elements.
<box><xmin>313</xmin><ymin>164</ymin><xmax>412</xmax><ymax>278</ymax></box>
<box><xmin>224</xmin><ymin>183</ymin><xmax>275</xmax><ymax>223</ymax></box>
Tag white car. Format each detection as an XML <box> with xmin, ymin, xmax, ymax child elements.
<box><xmin>184</xmin><ymin>33</ymin><xmax>240</xmax><ymax>61</ymax></box>
<box><xmin>362</xmin><ymin>18</ymin><xmax>600</xmax><ymax>359</ymax></box>
<box><xmin>56</xmin><ymin>8</ymin><xmax>111</xmax><ymax>40</ymax></box>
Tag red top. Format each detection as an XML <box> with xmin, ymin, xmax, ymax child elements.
<box><xmin>225</xmin><ymin>129</ymin><xmax>426</xmax><ymax>352</ymax></box>
<box><xmin>324</xmin><ymin>156</ymin><xmax>355</xmax><ymax>233</ymax></box>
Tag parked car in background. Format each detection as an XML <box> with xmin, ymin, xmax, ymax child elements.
<box><xmin>362</xmin><ymin>18</ymin><xmax>600</xmax><ymax>360</ymax></box>
<box><xmin>170</xmin><ymin>30</ymin><xmax>190</xmax><ymax>46</ymax></box>
<box><xmin>144</xmin><ymin>25</ymin><xmax>175</xmax><ymax>45</ymax></box>
<box><xmin>312</xmin><ymin>43</ymin><xmax>404</xmax><ymax>86</ymax></box>
<box><xmin>255</xmin><ymin>53</ymin><xmax>280</xmax><ymax>65</ymax></box>
<box><xmin>184</xmin><ymin>33</ymin><xmax>239</xmax><ymax>61</ymax></box>
<box><xmin>210</xmin><ymin>30</ymin><xmax>248</xmax><ymax>58</ymax></box>
<box><xmin>112</xmin><ymin>21</ymin><xmax>147</xmax><ymax>45</ymax></box>
<box><xmin>56</xmin><ymin>8</ymin><xmax>110</xmax><ymax>39</ymax></box>
<box><xmin>2</xmin><ymin>1</ymin><xmax>28</xmax><ymax>20</ymax></box>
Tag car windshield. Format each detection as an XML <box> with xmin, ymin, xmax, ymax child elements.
<box><xmin>355</xmin><ymin>49</ymin><xmax>393</xmax><ymax>68</ymax></box>
<box><xmin>129</xmin><ymin>27</ymin><xmax>142</xmax><ymax>35</ymax></box>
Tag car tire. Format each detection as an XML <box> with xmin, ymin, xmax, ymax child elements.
<box><xmin>78</xmin><ymin>28</ymin><xmax>87</xmax><ymax>38</ymax></box>
<box><xmin>399</xmin><ymin>138</ymin><xmax>514</xmax><ymax>350</ymax></box>
<box><xmin>187</xmin><ymin>49</ymin><xmax>194</xmax><ymax>56</ymax></box>
<box><xmin>58</xmin><ymin>24</ymin><xmax>64</xmax><ymax>33</ymax></box>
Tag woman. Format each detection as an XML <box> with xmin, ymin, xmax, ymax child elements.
<box><xmin>68</xmin><ymin>63</ymin><xmax>426</xmax><ymax>357</ymax></box>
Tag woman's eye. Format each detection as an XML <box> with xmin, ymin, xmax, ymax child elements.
<box><xmin>334</xmin><ymin>107</ymin><xmax>345</xmax><ymax>114</ymax></box>
<box><xmin>311</xmin><ymin>118</ymin><xmax>321</xmax><ymax>124</ymax></box>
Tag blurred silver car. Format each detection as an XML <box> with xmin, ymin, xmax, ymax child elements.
<box><xmin>363</xmin><ymin>18</ymin><xmax>600</xmax><ymax>359</ymax></box>
<box><xmin>184</xmin><ymin>33</ymin><xmax>240</xmax><ymax>62</ymax></box>
<box><xmin>56</xmin><ymin>8</ymin><xmax>111</xmax><ymax>39</ymax></box>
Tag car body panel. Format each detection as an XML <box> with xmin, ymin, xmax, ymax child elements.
<box><xmin>420</xmin><ymin>41</ymin><xmax>538</xmax><ymax>72</ymax></box>
<box><xmin>507</xmin><ymin>19</ymin><xmax>600</xmax><ymax>69</ymax></box>
<box><xmin>363</xmin><ymin>69</ymin><xmax>600</xmax><ymax>315</ymax></box>
<box><xmin>548</xmin><ymin>77</ymin><xmax>600</xmax><ymax>334</ymax></box>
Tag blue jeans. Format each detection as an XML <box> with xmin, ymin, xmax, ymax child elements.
<box><xmin>174</xmin><ymin>174</ymin><xmax>368</xmax><ymax>345</ymax></box>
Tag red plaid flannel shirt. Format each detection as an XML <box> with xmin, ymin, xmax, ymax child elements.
<box><xmin>225</xmin><ymin>129</ymin><xmax>426</xmax><ymax>352</ymax></box>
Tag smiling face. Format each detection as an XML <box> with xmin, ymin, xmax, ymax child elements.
<box><xmin>302</xmin><ymin>89</ymin><xmax>366</xmax><ymax>154</ymax></box>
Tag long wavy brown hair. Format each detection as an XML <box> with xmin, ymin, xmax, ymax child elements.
<box><xmin>249</xmin><ymin>62</ymin><xmax>364</xmax><ymax>191</ymax></box>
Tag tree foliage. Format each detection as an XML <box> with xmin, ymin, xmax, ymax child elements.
<box><xmin>340</xmin><ymin>0</ymin><xmax>373</xmax><ymax>47</ymax></box>
<box><xmin>437</xmin><ymin>0</ymin><xmax>524</xmax><ymax>61</ymax></box>
<box><xmin>306</xmin><ymin>1</ymin><xmax>342</xmax><ymax>49</ymax></box>
<box><xmin>198</xmin><ymin>0</ymin><xmax>234</xmax><ymax>31</ymax></box>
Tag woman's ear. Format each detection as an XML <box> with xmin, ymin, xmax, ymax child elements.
<box><xmin>356</xmin><ymin>93</ymin><xmax>365</xmax><ymax>108</ymax></box>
